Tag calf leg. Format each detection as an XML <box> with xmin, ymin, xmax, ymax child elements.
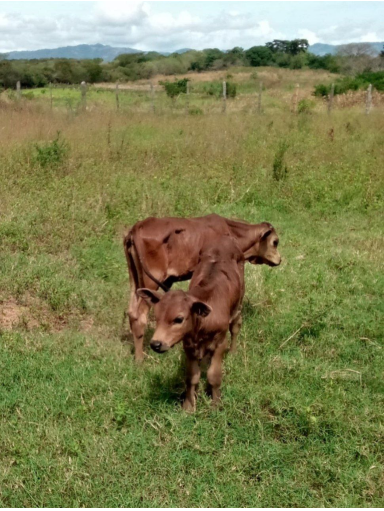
<box><xmin>128</xmin><ymin>295</ymin><xmax>150</xmax><ymax>363</ymax></box>
<box><xmin>207</xmin><ymin>335</ymin><xmax>228</xmax><ymax>404</ymax></box>
<box><xmin>183</xmin><ymin>355</ymin><xmax>201</xmax><ymax>412</ymax></box>
<box><xmin>229</xmin><ymin>312</ymin><xmax>242</xmax><ymax>353</ymax></box>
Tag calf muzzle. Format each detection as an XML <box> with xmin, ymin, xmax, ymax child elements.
<box><xmin>150</xmin><ymin>340</ymin><xmax>170</xmax><ymax>353</ymax></box>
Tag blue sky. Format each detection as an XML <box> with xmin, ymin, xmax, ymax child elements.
<box><xmin>0</xmin><ymin>1</ymin><xmax>383</xmax><ymax>53</ymax></box>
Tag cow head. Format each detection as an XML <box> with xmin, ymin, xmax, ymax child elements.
<box><xmin>243</xmin><ymin>222</ymin><xmax>281</xmax><ymax>267</ymax></box>
<box><xmin>136</xmin><ymin>288</ymin><xmax>211</xmax><ymax>353</ymax></box>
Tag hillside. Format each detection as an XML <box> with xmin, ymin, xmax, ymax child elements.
<box><xmin>5</xmin><ymin>44</ymin><xmax>195</xmax><ymax>62</ymax></box>
<box><xmin>309</xmin><ymin>41</ymin><xmax>383</xmax><ymax>56</ymax></box>
<box><xmin>6</xmin><ymin>44</ymin><xmax>140</xmax><ymax>61</ymax></box>
<box><xmin>4</xmin><ymin>42</ymin><xmax>383</xmax><ymax>62</ymax></box>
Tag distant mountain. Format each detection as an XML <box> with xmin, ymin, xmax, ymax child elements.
<box><xmin>309</xmin><ymin>42</ymin><xmax>383</xmax><ymax>56</ymax></box>
<box><xmin>6</xmin><ymin>44</ymin><xmax>141</xmax><ymax>61</ymax></box>
<box><xmin>4</xmin><ymin>44</ymin><xmax>195</xmax><ymax>61</ymax></box>
<box><xmin>160</xmin><ymin>48</ymin><xmax>194</xmax><ymax>56</ymax></box>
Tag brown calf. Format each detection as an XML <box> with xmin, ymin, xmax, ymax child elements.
<box><xmin>124</xmin><ymin>213</ymin><xmax>280</xmax><ymax>362</ymax></box>
<box><xmin>137</xmin><ymin>236</ymin><xmax>245</xmax><ymax>411</ymax></box>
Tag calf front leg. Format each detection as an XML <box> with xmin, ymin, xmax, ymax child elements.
<box><xmin>207</xmin><ymin>335</ymin><xmax>228</xmax><ymax>404</ymax></box>
<box><xmin>229</xmin><ymin>312</ymin><xmax>242</xmax><ymax>353</ymax></box>
<box><xmin>183</xmin><ymin>355</ymin><xmax>201</xmax><ymax>412</ymax></box>
<box><xmin>128</xmin><ymin>296</ymin><xmax>150</xmax><ymax>363</ymax></box>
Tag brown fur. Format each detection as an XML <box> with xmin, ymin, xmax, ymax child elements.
<box><xmin>138</xmin><ymin>236</ymin><xmax>245</xmax><ymax>411</ymax></box>
<box><xmin>124</xmin><ymin>213</ymin><xmax>280</xmax><ymax>362</ymax></box>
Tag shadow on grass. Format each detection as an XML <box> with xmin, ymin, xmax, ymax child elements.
<box><xmin>146</xmin><ymin>354</ymin><xmax>187</xmax><ymax>406</ymax></box>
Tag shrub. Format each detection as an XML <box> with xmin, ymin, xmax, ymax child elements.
<box><xmin>298</xmin><ymin>99</ymin><xmax>315</xmax><ymax>114</ymax></box>
<box><xmin>162</xmin><ymin>78</ymin><xmax>189</xmax><ymax>98</ymax></box>
<box><xmin>272</xmin><ymin>141</ymin><xmax>289</xmax><ymax>181</ymax></box>
<box><xmin>188</xmin><ymin>107</ymin><xmax>203</xmax><ymax>115</ymax></box>
<box><xmin>22</xmin><ymin>91</ymin><xmax>35</xmax><ymax>101</ymax></box>
<box><xmin>314</xmin><ymin>71</ymin><xmax>384</xmax><ymax>97</ymax></box>
<box><xmin>202</xmin><ymin>80</ymin><xmax>237</xmax><ymax>99</ymax></box>
<box><xmin>34</xmin><ymin>132</ymin><xmax>69</xmax><ymax>168</ymax></box>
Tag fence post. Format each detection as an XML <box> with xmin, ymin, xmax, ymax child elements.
<box><xmin>222</xmin><ymin>81</ymin><xmax>226</xmax><ymax>113</ymax></box>
<box><xmin>80</xmin><ymin>81</ymin><xmax>87</xmax><ymax>111</ymax></box>
<box><xmin>115</xmin><ymin>82</ymin><xmax>120</xmax><ymax>111</ymax></box>
<box><xmin>258</xmin><ymin>81</ymin><xmax>262</xmax><ymax>114</ymax></box>
<box><xmin>292</xmin><ymin>83</ymin><xmax>300</xmax><ymax>113</ymax></box>
<box><xmin>365</xmin><ymin>84</ymin><xmax>372</xmax><ymax>115</ymax></box>
<box><xmin>49</xmin><ymin>82</ymin><xmax>53</xmax><ymax>110</ymax></box>
<box><xmin>327</xmin><ymin>83</ymin><xmax>334</xmax><ymax>114</ymax></box>
<box><xmin>16</xmin><ymin>81</ymin><xmax>21</xmax><ymax>101</ymax></box>
<box><xmin>149</xmin><ymin>81</ymin><xmax>155</xmax><ymax>113</ymax></box>
<box><xmin>185</xmin><ymin>81</ymin><xmax>190</xmax><ymax>115</ymax></box>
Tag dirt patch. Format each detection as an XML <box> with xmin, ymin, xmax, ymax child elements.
<box><xmin>0</xmin><ymin>296</ymin><xmax>93</xmax><ymax>333</ymax></box>
<box><xmin>0</xmin><ymin>298</ymin><xmax>39</xmax><ymax>330</ymax></box>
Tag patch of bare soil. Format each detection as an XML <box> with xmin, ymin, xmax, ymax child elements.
<box><xmin>0</xmin><ymin>295</ymin><xmax>93</xmax><ymax>333</ymax></box>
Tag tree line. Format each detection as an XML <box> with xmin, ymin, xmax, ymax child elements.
<box><xmin>0</xmin><ymin>39</ymin><xmax>383</xmax><ymax>89</ymax></box>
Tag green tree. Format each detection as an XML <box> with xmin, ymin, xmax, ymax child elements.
<box><xmin>245</xmin><ymin>46</ymin><xmax>273</xmax><ymax>66</ymax></box>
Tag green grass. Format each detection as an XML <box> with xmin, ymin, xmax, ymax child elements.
<box><xmin>0</xmin><ymin>101</ymin><xmax>383</xmax><ymax>506</ymax></box>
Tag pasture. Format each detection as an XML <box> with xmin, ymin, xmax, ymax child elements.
<box><xmin>0</xmin><ymin>68</ymin><xmax>383</xmax><ymax>506</ymax></box>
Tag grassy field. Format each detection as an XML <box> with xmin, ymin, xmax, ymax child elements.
<box><xmin>5</xmin><ymin>66</ymin><xmax>342</xmax><ymax>116</ymax></box>
<box><xmin>0</xmin><ymin>69</ymin><xmax>383</xmax><ymax>506</ymax></box>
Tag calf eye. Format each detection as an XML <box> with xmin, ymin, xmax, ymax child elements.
<box><xmin>273</xmin><ymin>240</ymin><xmax>279</xmax><ymax>247</ymax></box>
<box><xmin>173</xmin><ymin>317</ymin><xmax>184</xmax><ymax>324</ymax></box>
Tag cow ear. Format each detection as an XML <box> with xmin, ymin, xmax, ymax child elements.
<box><xmin>191</xmin><ymin>300</ymin><xmax>212</xmax><ymax>318</ymax></box>
<box><xmin>137</xmin><ymin>288</ymin><xmax>162</xmax><ymax>305</ymax></box>
<box><xmin>260</xmin><ymin>227</ymin><xmax>272</xmax><ymax>241</ymax></box>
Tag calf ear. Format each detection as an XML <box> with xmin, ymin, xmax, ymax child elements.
<box><xmin>260</xmin><ymin>226</ymin><xmax>273</xmax><ymax>241</ymax></box>
<box><xmin>191</xmin><ymin>300</ymin><xmax>212</xmax><ymax>318</ymax></box>
<box><xmin>137</xmin><ymin>288</ymin><xmax>162</xmax><ymax>305</ymax></box>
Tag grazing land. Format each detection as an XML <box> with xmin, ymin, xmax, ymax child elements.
<box><xmin>0</xmin><ymin>68</ymin><xmax>383</xmax><ymax>507</ymax></box>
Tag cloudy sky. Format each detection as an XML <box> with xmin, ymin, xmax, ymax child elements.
<box><xmin>0</xmin><ymin>1</ymin><xmax>383</xmax><ymax>53</ymax></box>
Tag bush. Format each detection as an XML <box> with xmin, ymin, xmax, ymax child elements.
<box><xmin>202</xmin><ymin>81</ymin><xmax>237</xmax><ymax>99</ymax></box>
<box><xmin>34</xmin><ymin>132</ymin><xmax>69</xmax><ymax>168</ymax></box>
<box><xmin>314</xmin><ymin>71</ymin><xmax>384</xmax><ymax>97</ymax></box>
<box><xmin>272</xmin><ymin>141</ymin><xmax>289</xmax><ymax>181</ymax></box>
<box><xmin>298</xmin><ymin>99</ymin><xmax>315</xmax><ymax>114</ymax></box>
<box><xmin>162</xmin><ymin>78</ymin><xmax>189</xmax><ymax>98</ymax></box>
<box><xmin>188</xmin><ymin>107</ymin><xmax>203</xmax><ymax>115</ymax></box>
<box><xmin>22</xmin><ymin>91</ymin><xmax>35</xmax><ymax>101</ymax></box>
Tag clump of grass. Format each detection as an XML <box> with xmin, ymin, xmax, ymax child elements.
<box><xmin>298</xmin><ymin>98</ymin><xmax>315</xmax><ymax>114</ymax></box>
<box><xmin>34</xmin><ymin>131</ymin><xmax>69</xmax><ymax>168</ymax></box>
<box><xmin>272</xmin><ymin>140</ymin><xmax>289</xmax><ymax>181</ymax></box>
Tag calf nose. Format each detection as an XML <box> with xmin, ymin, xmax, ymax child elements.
<box><xmin>150</xmin><ymin>340</ymin><xmax>163</xmax><ymax>352</ymax></box>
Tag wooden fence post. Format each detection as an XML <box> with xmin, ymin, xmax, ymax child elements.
<box><xmin>222</xmin><ymin>81</ymin><xmax>226</xmax><ymax>113</ymax></box>
<box><xmin>49</xmin><ymin>82</ymin><xmax>53</xmax><ymax>110</ymax></box>
<box><xmin>327</xmin><ymin>83</ymin><xmax>334</xmax><ymax>114</ymax></box>
<box><xmin>80</xmin><ymin>81</ymin><xmax>87</xmax><ymax>111</ymax></box>
<box><xmin>258</xmin><ymin>82</ymin><xmax>262</xmax><ymax>113</ymax></box>
<box><xmin>149</xmin><ymin>81</ymin><xmax>155</xmax><ymax>113</ymax></box>
<box><xmin>115</xmin><ymin>82</ymin><xmax>120</xmax><ymax>111</ymax></box>
<box><xmin>292</xmin><ymin>83</ymin><xmax>300</xmax><ymax>113</ymax></box>
<box><xmin>365</xmin><ymin>84</ymin><xmax>372</xmax><ymax>115</ymax></box>
<box><xmin>185</xmin><ymin>81</ymin><xmax>190</xmax><ymax>115</ymax></box>
<box><xmin>16</xmin><ymin>81</ymin><xmax>21</xmax><ymax>101</ymax></box>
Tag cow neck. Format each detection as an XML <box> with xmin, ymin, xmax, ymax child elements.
<box><xmin>226</xmin><ymin>219</ymin><xmax>260</xmax><ymax>253</ymax></box>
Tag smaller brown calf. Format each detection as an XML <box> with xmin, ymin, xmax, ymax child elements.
<box><xmin>138</xmin><ymin>236</ymin><xmax>245</xmax><ymax>411</ymax></box>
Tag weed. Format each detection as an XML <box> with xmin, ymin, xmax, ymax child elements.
<box><xmin>272</xmin><ymin>140</ymin><xmax>289</xmax><ymax>181</ymax></box>
<box><xmin>34</xmin><ymin>131</ymin><xmax>69</xmax><ymax>168</ymax></box>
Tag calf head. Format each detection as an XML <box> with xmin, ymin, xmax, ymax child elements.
<box><xmin>244</xmin><ymin>222</ymin><xmax>281</xmax><ymax>267</ymax></box>
<box><xmin>136</xmin><ymin>289</ymin><xmax>211</xmax><ymax>353</ymax></box>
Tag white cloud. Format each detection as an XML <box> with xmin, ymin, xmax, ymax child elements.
<box><xmin>0</xmin><ymin>1</ymin><xmax>383</xmax><ymax>54</ymax></box>
<box><xmin>298</xmin><ymin>29</ymin><xmax>319</xmax><ymax>45</ymax></box>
